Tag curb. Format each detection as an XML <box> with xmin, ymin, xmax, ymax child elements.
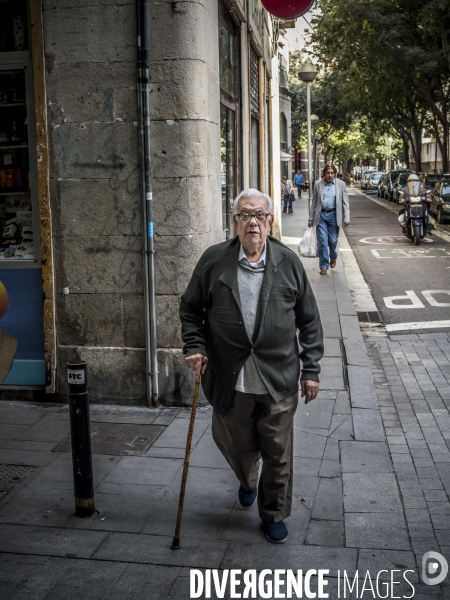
<box><xmin>338</xmin><ymin>218</ymin><xmax>385</xmax><ymax>443</ymax></box>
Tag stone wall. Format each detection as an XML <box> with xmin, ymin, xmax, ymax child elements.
<box><xmin>44</xmin><ymin>0</ymin><xmax>221</xmax><ymax>405</ymax></box>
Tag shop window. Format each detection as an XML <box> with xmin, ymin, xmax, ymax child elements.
<box><xmin>219</xmin><ymin>3</ymin><xmax>240</xmax><ymax>238</ymax></box>
<box><xmin>0</xmin><ymin>69</ymin><xmax>33</xmax><ymax>261</ymax></box>
<box><xmin>280</xmin><ymin>112</ymin><xmax>288</xmax><ymax>152</ymax></box>
<box><xmin>0</xmin><ymin>0</ymin><xmax>46</xmax><ymax>387</ymax></box>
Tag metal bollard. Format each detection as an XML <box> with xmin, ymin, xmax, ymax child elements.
<box><xmin>67</xmin><ymin>361</ymin><xmax>95</xmax><ymax>518</ymax></box>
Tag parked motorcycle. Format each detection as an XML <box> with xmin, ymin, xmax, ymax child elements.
<box><xmin>398</xmin><ymin>192</ymin><xmax>428</xmax><ymax>246</ymax></box>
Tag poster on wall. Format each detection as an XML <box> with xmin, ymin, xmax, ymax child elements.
<box><xmin>0</xmin><ymin>268</ymin><xmax>45</xmax><ymax>385</ymax></box>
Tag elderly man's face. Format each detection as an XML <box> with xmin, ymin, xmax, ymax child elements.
<box><xmin>234</xmin><ymin>196</ymin><xmax>273</xmax><ymax>252</ymax></box>
<box><xmin>325</xmin><ymin>168</ymin><xmax>335</xmax><ymax>184</ymax></box>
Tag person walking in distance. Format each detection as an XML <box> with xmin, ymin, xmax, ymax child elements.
<box><xmin>180</xmin><ymin>189</ymin><xmax>324</xmax><ymax>544</ymax></box>
<box><xmin>281</xmin><ymin>175</ymin><xmax>295</xmax><ymax>213</ymax></box>
<box><xmin>308</xmin><ymin>164</ymin><xmax>350</xmax><ymax>275</ymax></box>
<box><xmin>294</xmin><ymin>169</ymin><xmax>305</xmax><ymax>199</ymax></box>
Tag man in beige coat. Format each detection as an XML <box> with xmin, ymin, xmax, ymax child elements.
<box><xmin>308</xmin><ymin>164</ymin><xmax>350</xmax><ymax>274</ymax></box>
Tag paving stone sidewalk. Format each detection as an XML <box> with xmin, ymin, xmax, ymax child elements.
<box><xmin>0</xmin><ymin>196</ymin><xmax>448</xmax><ymax>598</ymax></box>
<box><xmin>364</xmin><ymin>330</ymin><xmax>450</xmax><ymax>560</ymax></box>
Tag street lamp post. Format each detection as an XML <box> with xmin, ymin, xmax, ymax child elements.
<box><xmin>311</xmin><ymin>114</ymin><xmax>319</xmax><ymax>184</ymax></box>
<box><xmin>314</xmin><ymin>133</ymin><xmax>321</xmax><ymax>181</ymax></box>
<box><xmin>388</xmin><ymin>137</ymin><xmax>393</xmax><ymax>171</ymax></box>
<box><xmin>299</xmin><ymin>61</ymin><xmax>318</xmax><ymax>210</ymax></box>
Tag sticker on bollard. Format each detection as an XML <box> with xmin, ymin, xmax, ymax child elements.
<box><xmin>67</xmin><ymin>369</ymin><xmax>85</xmax><ymax>385</ymax></box>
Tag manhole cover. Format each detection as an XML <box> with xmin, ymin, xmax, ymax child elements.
<box><xmin>52</xmin><ymin>422</ymin><xmax>166</xmax><ymax>456</ymax></box>
<box><xmin>0</xmin><ymin>464</ymin><xmax>36</xmax><ymax>498</ymax></box>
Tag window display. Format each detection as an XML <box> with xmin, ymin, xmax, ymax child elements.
<box><xmin>0</xmin><ymin>1</ymin><xmax>46</xmax><ymax>388</ymax></box>
<box><xmin>0</xmin><ymin>69</ymin><xmax>34</xmax><ymax>261</ymax></box>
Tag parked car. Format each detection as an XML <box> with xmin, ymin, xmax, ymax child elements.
<box><xmin>361</xmin><ymin>171</ymin><xmax>372</xmax><ymax>190</ymax></box>
<box><xmin>377</xmin><ymin>173</ymin><xmax>387</xmax><ymax>197</ymax></box>
<box><xmin>366</xmin><ymin>171</ymin><xmax>384</xmax><ymax>192</ymax></box>
<box><xmin>420</xmin><ymin>173</ymin><xmax>447</xmax><ymax>192</ymax></box>
<box><xmin>393</xmin><ymin>171</ymin><xmax>416</xmax><ymax>203</ymax></box>
<box><xmin>429</xmin><ymin>179</ymin><xmax>450</xmax><ymax>223</ymax></box>
<box><xmin>385</xmin><ymin>169</ymin><xmax>412</xmax><ymax>201</ymax></box>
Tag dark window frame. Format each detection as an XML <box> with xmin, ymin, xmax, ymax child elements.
<box><xmin>219</xmin><ymin>2</ymin><xmax>241</xmax><ymax>238</ymax></box>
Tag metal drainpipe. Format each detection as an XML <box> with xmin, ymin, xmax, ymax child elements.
<box><xmin>137</xmin><ymin>0</ymin><xmax>159</xmax><ymax>407</ymax></box>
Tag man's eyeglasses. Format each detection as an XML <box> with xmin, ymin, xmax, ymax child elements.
<box><xmin>235</xmin><ymin>211</ymin><xmax>271</xmax><ymax>223</ymax></box>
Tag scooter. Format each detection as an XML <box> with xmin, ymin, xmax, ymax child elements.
<box><xmin>398</xmin><ymin>192</ymin><xmax>428</xmax><ymax>246</ymax></box>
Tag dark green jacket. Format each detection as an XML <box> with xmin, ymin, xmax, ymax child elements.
<box><xmin>179</xmin><ymin>235</ymin><xmax>324</xmax><ymax>415</ymax></box>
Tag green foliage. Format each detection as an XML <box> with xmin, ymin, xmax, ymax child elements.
<box><xmin>289</xmin><ymin>51</ymin><xmax>397</xmax><ymax>169</ymax></box>
<box><xmin>307</xmin><ymin>0</ymin><xmax>450</xmax><ymax>170</ymax></box>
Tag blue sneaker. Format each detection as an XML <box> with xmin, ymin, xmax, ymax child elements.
<box><xmin>238</xmin><ymin>485</ymin><xmax>257</xmax><ymax>507</ymax></box>
<box><xmin>261</xmin><ymin>520</ymin><xmax>288</xmax><ymax>543</ymax></box>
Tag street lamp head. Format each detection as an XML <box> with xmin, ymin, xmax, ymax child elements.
<box><xmin>310</xmin><ymin>114</ymin><xmax>320</xmax><ymax>125</ymax></box>
<box><xmin>298</xmin><ymin>61</ymin><xmax>318</xmax><ymax>83</ymax></box>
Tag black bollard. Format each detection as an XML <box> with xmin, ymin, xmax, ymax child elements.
<box><xmin>67</xmin><ymin>361</ymin><xmax>95</xmax><ymax>518</ymax></box>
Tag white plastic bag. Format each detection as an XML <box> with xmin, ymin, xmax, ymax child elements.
<box><xmin>298</xmin><ymin>226</ymin><xmax>317</xmax><ymax>257</ymax></box>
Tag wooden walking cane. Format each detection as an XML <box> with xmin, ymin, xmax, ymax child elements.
<box><xmin>171</xmin><ymin>373</ymin><xmax>200</xmax><ymax>549</ymax></box>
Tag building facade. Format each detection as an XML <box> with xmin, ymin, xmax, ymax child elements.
<box><xmin>277</xmin><ymin>37</ymin><xmax>293</xmax><ymax>179</ymax></box>
<box><xmin>421</xmin><ymin>138</ymin><xmax>445</xmax><ymax>174</ymax></box>
<box><xmin>0</xmin><ymin>0</ymin><xmax>290</xmax><ymax>405</ymax></box>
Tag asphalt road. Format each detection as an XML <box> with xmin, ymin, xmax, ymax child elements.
<box><xmin>345</xmin><ymin>186</ymin><xmax>450</xmax><ymax>331</ymax></box>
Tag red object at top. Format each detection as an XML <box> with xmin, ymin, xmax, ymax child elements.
<box><xmin>261</xmin><ymin>0</ymin><xmax>315</xmax><ymax>19</ymax></box>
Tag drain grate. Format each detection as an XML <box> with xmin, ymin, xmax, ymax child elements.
<box><xmin>52</xmin><ymin>422</ymin><xmax>166</xmax><ymax>456</ymax></box>
<box><xmin>357</xmin><ymin>311</ymin><xmax>383</xmax><ymax>323</ymax></box>
<box><xmin>0</xmin><ymin>464</ymin><xmax>36</xmax><ymax>498</ymax></box>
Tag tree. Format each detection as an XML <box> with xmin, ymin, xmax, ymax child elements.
<box><xmin>309</xmin><ymin>0</ymin><xmax>450</xmax><ymax>171</ymax></box>
<box><xmin>290</xmin><ymin>52</ymin><xmax>354</xmax><ymax>161</ymax></box>
<box><xmin>289</xmin><ymin>56</ymin><xmax>401</xmax><ymax>174</ymax></box>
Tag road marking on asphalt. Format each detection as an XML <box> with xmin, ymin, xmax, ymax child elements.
<box><xmin>370</xmin><ymin>248</ymin><xmax>442</xmax><ymax>259</ymax></box>
<box><xmin>384</xmin><ymin>290</ymin><xmax>425</xmax><ymax>309</ymax></box>
<box><xmin>383</xmin><ymin>289</ymin><xmax>450</xmax><ymax>309</ymax></box>
<box><xmin>371</xmin><ymin>250</ymin><xmax>393</xmax><ymax>259</ymax></box>
<box><xmin>360</xmin><ymin>236</ymin><xmax>433</xmax><ymax>244</ymax></box>
<box><xmin>386</xmin><ymin>320</ymin><xmax>450</xmax><ymax>332</ymax></box>
<box><xmin>422</xmin><ymin>290</ymin><xmax>450</xmax><ymax>306</ymax></box>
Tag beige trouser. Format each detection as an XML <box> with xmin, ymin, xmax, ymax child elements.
<box><xmin>211</xmin><ymin>391</ymin><xmax>298</xmax><ymax>523</ymax></box>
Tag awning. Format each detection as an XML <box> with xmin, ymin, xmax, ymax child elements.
<box><xmin>280</xmin><ymin>150</ymin><xmax>293</xmax><ymax>161</ymax></box>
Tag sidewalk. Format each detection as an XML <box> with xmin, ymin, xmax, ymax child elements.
<box><xmin>0</xmin><ymin>193</ymin><xmax>448</xmax><ymax>598</ymax></box>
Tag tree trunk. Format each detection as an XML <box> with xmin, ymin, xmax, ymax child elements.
<box><xmin>401</xmin><ymin>135</ymin><xmax>410</xmax><ymax>168</ymax></box>
<box><xmin>441</xmin><ymin>121</ymin><xmax>449</xmax><ymax>172</ymax></box>
<box><xmin>409</xmin><ymin>128</ymin><xmax>423</xmax><ymax>172</ymax></box>
<box><xmin>414</xmin><ymin>129</ymin><xmax>422</xmax><ymax>172</ymax></box>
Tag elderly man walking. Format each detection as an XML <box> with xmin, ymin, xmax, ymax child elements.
<box><xmin>308</xmin><ymin>164</ymin><xmax>350</xmax><ymax>275</ymax></box>
<box><xmin>180</xmin><ymin>189</ymin><xmax>324</xmax><ymax>543</ymax></box>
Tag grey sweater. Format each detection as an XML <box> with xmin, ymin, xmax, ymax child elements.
<box><xmin>235</xmin><ymin>251</ymin><xmax>269</xmax><ymax>395</ymax></box>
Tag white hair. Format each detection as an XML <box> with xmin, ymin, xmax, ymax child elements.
<box><xmin>232</xmin><ymin>188</ymin><xmax>274</xmax><ymax>215</ymax></box>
